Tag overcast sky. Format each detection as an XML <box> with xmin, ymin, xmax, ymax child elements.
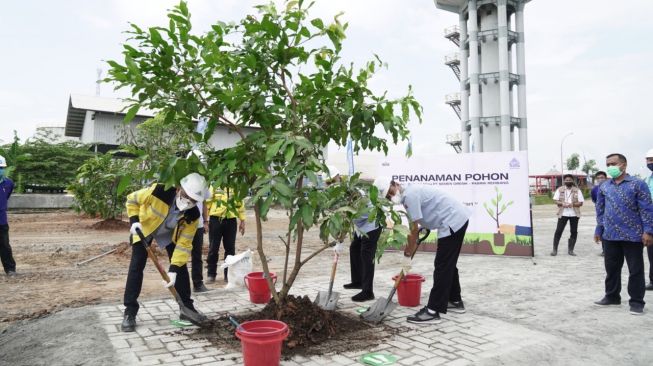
<box><xmin>1</xmin><ymin>0</ymin><xmax>652</xmax><ymax>175</ymax></box>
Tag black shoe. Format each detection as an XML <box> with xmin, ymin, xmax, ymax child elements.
<box><xmin>629</xmin><ymin>305</ymin><xmax>644</xmax><ymax>315</ymax></box>
<box><xmin>599</xmin><ymin>252</ymin><xmax>604</xmax><ymax>257</ymax></box>
<box><xmin>646</xmin><ymin>282</ymin><xmax>653</xmax><ymax>291</ymax></box>
<box><xmin>351</xmin><ymin>292</ymin><xmax>375</xmax><ymax>302</ymax></box>
<box><xmin>568</xmin><ymin>250</ymin><xmax>576</xmax><ymax>256</ymax></box>
<box><xmin>594</xmin><ymin>297</ymin><xmax>620</xmax><ymax>306</ymax></box>
<box><xmin>407</xmin><ymin>307</ymin><xmax>442</xmax><ymax>324</ymax></box>
<box><xmin>6</xmin><ymin>271</ymin><xmax>16</xmax><ymax>277</ymax></box>
<box><xmin>121</xmin><ymin>314</ymin><xmax>136</xmax><ymax>332</ymax></box>
<box><xmin>194</xmin><ymin>283</ymin><xmax>209</xmax><ymax>293</ymax></box>
<box><xmin>206</xmin><ymin>276</ymin><xmax>216</xmax><ymax>283</ymax></box>
<box><xmin>550</xmin><ymin>250</ymin><xmax>557</xmax><ymax>256</ymax></box>
<box><xmin>343</xmin><ymin>283</ymin><xmax>362</xmax><ymax>290</ymax></box>
<box><xmin>447</xmin><ymin>300</ymin><xmax>466</xmax><ymax>314</ymax></box>
<box><xmin>180</xmin><ymin>308</ymin><xmax>208</xmax><ymax>323</ymax></box>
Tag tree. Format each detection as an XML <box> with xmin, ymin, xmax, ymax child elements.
<box><xmin>581</xmin><ymin>158</ymin><xmax>598</xmax><ymax>178</ymax></box>
<box><xmin>482</xmin><ymin>187</ymin><xmax>513</xmax><ymax>232</ymax></box>
<box><xmin>566</xmin><ymin>153</ymin><xmax>580</xmax><ymax>171</ymax></box>
<box><xmin>107</xmin><ymin>1</ymin><xmax>421</xmax><ymax>308</ymax></box>
<box><xmin>68</xmin><ymin>155</ymin><xmax>139</xmax><ymax>220</ymax></box>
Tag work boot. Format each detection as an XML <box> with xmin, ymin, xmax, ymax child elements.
<box><xmin>568</xmin><ymin>238</ymin><xmax>577</xmax><ymax>256</ymax></box>
<box><xmin>194</xmin><ymin>283</ymin><xmax>209</xmax><ymax>293</ymax></box>
<box><xmin>646</xmin><ymin>282</ymin><xmax>653</xmax><ymax>291</ymax></box>
<box><xmin>121</xmin><ymin>314</ymin><xmax>136</xmax><ymax>332</ymax></box>
<box><xmin>351</xmin><ymin>291</ymin><xmax>375</xmax><ymax>302</ymax></box>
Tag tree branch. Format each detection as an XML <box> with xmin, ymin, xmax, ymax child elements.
<box><xmin>190</xmin><ymin>82</ymin><xmax>246</xmax><ymax>140</ymax></box>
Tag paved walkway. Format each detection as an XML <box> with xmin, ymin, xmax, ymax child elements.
<box><xmin>97</xmin><ymin>204</ymin><xmax>653</xmax><ymax>365</ymax></box>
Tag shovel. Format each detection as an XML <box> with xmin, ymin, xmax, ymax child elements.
<box><xmin>135</xmin><ymin>228</ymin><xmax>208</xmax><ymax>327</ymax></box>
<box><xmin>314</xmin><ymin>249</ymin><xmax>341</xmax><ymax>310</ymax></box>
<box><xmin>360</xmin><ymin>228</ymin><xmax>431</xmax><ymax>323</ymax></box>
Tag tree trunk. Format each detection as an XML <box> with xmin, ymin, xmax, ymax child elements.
<box><xmin>254</xmin><ymin>204</ymin><xmax>280</xmax><ymax>304</ymax></box>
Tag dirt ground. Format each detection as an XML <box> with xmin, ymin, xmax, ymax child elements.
<box><xmin>0</xmin><ymin>209</ymin><xmax>325</xmax><ymax>332</ymax></box>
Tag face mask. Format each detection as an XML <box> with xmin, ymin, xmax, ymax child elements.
<box><xmin>565</xmin><ymin>182</ymin><xmax>573</xmax><ymax>188</ymax></box>
<box><xmin>648</xmin><ymin>163</ymin><xmax>653</xmax><ymax>172</ymax></box>
<box><xmin>175</xmin><ymin>194</ymin><xmax>196</xmax><ymax>211</ymax></box>
<box><xmin>606</xmin><ymin>166</ymin><xmax>622</xmax><ymax>179</ymax></box>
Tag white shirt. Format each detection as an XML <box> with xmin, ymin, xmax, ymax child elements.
<box><xmin>401</xmin><ymin>185</ymin><xmax>470</xmax><ymax>239</ymax></box>
<box><xmin>553</xmin><ymin>187</ymin><xmax>584</xmax><ymax>217</ymax></box>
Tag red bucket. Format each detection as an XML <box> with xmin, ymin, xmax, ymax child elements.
<box><xmin>244</xmin><ymin>272</ymin><xmax>277</xmax><ymax>304</ymax></box>
<box><xmin>236</xmin><ymin>320</ymin><xmax>289</xmax><ymax>366</ymax></box>
<box><xmin>391</xmin><ymin>273</ymin><xmax>426</xmax><ymax>307</ymax></box>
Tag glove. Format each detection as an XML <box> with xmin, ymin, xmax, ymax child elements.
<box><xmin>162</xmin><ymin>272</ymin><xmax>177</xmax><ymax>288</ymax></box>
<box><xmin>333</xmin><ymin>242</ymin><xmax>344</xmax><ymax>254</ymax></box>
<box><xmin>130</xmin><ymin>222</ymin><xmax>143</xmax><ymax>236</ymax></box>
<box><xmin>400</xmin><ymin>255</ymin><xmax>413</xmax><ymax>274</ymax></box>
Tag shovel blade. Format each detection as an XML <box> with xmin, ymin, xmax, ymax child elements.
<box><xmin>359</xmin><ymin>297</ymin><xmax>397</xmax><ymax>323</ymax></box>
<box><xmin>314</xmin><ymin>291</ymin><xmax>340</xmax><ymax>311</ymax></box>
<box><xmin>177</xmin><ymin>299</ymin><xmax>208</xmax><ymax>327</ymax></box>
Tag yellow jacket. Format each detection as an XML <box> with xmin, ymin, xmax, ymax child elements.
<box><xmin>206</xmin><ymin>187</ymin><xmax>246</xmax><ymax>220</ymax></box>
<box><xmin>126</xmin><ymin>183</ymin><xmax>200</xmax><ymax>269</ymax></box>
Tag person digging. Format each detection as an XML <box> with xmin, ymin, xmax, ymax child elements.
<box><xmin>374</xmin><ymin>176</ymin><xmax>471</xmax><ymax>324</ymax></box>
<box><xmin>121</xmin><ymin>173</ymin><xmax>210</xmax><ymax>332</ymax></box>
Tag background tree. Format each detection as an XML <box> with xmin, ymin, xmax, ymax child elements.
<box><xmin>566</xmin><ymin>153</ymin><xmax>580</xmax><ymax>171</ymax></box>
<box><xmin>581</xmin><ymin>157</ymin><xmax>598</xmax><ymax>179</ymax></box>
<box><xmin>68</xmin><ymin>155</ymin><xmax>139</xmax><ymax>220</ymax></box>
<box><xmin>107</xmin><ymin>0</ymin><xmax>422</xmax><ymax>309</ymax></box>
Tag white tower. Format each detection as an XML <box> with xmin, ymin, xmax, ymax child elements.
<box><xmin>436</xmin><ymin>0</ymin><xmax>531</xmax><ymax>153</ymax></box>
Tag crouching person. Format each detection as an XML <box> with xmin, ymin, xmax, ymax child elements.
<box><xmin>121</xmin><ymin>173</ymin><xmax>210</xmax><ymax>332</ymax></box>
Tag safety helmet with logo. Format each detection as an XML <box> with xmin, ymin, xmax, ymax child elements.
<box><xmin>0</xmin><ymin>155</ymin><xmax>7</xmax><ymax>167</ymax></box>
<box><xmin>372</xmin><ymin>176</ymin><xmax>392</xmax><ymax>199</ymax></box>
<box><xmin>180</xmin><ymin>173</ymin><xmax>210</xmax><ymax>202</ymax></box>
<box><xmin>646</xmin><ymin>149</ymin><xmax>653</xmax><ymax>159</ymax></box>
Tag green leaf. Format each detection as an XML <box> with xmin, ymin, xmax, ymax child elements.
<box><xmin>284</xmin><ymin>145</ymin><xmax>295</xmax><ymax>162</ymax></box>
<box><xmin>301</xmin><ymin>204</ymin><xmax>313</xmax><ymax>227</ymax></box>
<box><xmin>274</xmin><ymin>180</ymin><xmax>293</xmax><ymax>197</ymax></box>
<box><xmin>310</xmin><ymin>18</ymin><xmax>324</xmax><ymax>30</ymax></box>
<box><xmin>116</xmin><ymin>175</ymin><xmax>131</xmax><ymax>195</ymax></box>
<box><xmin>266</xmin><ymin>140</ymin><xmax>285</xmax><ymax>160</ymax></box>
<box><xmin>124</xmin><ymin>104</ymin><xmax>140</xmax><ymax>123</ymax></box>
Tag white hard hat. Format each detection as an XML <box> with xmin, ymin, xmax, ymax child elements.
<box><xmin>0</xmin><ymin>155</ymin><xmax>6</xmax><ymax>167</ymax></box>
<box><xmin>646</xmin><ymin>149</ymin><xmax>653</xmax><ymax>158</ymax></box>
<box><xmin>180</xmin><ymin>173</ymin><xmax>209</xmax><ymax>202</ymax></box>
<box><xmin>373</xmin><ymin>176</ymin><xmax>392</xmax><ymax>198</ymax></box>
<box><xmin>326</xmin><ymin>165</ymin><xmax>340</xmax><ymax>179</ymax></box>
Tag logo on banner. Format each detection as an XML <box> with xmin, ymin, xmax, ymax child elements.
<box><xmin>509</xmin><ymin>158</ymin><xmax>520</xmax><ymax>169</ymax></box>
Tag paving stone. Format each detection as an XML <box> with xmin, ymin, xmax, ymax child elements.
<box><xmin>182</xmin><ymin>356</ymin><xmax>218</xmax><ymax>365</ymax></box>
<box><xmin>398</xmin><ymin>354</ymin><xmax>426</xmax><ymax>365</ymax></box>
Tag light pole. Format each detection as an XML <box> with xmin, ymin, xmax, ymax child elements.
<box><xmin>560</xmin><ymin>132</ymin><xmax>574</xmax><ymax>190</ymax></box>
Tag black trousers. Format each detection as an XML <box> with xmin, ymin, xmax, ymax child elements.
<box><xmin>603</xmin><ymin>240</ymin><xmax>645</xmax><ymax>307</ymax></box>
<box><xmin>427</xmin><ymin>221</ymin><xmax>468</xmax><ymax>313</ymax></box>
<box><xmin>123</xmin><ymin>240</ymin><xmax>194</xmax><ymax>316</ymax></box>
<box><xmin>207</xmin><ymin>217</ymin><xmax>237</xmax><ymax>279</ymax></box>
<box><xmin>647</xmin><ymin>245</ymin><xmax>653</xmax><ymax>283</ymax></box>
<box><xmin>553</xmin><ymin>216</ymin><xmax>579</xmax><ymax>247</ymax></box>
<box><xmin>0</xmin><ymin>224</ymin><xmax>16</xmax><ymax>273</ymax></box>
<box><xmin>349</xmin><ymin>227</ymin><xmax>382</xmax><ymax>294</ymax></box>
<box><xmin>191</xmin><ymin>228</ymin><xmax>204</xmax><ymax>287</ymax></box>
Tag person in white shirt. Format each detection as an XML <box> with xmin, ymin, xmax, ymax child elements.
<box><xmin>374</xmin><ymin>177</ymin><xmax>471</xmax><ymax>324</ymax></box>
<box><xmin>551</xmin><ymin>174</ymin><xmax>584</xmax><ymax>256</ymax></box>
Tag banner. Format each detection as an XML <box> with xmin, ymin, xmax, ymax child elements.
<box><xmin>379</xmin><ymin>151</ymin><xmax>533</xmax><ymax>257</ymax></box>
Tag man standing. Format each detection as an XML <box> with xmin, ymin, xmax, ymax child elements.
<box><xmin>206</xmin><ymin>187</ymin><xmax>245</xmax><ymax>283</ymax></box>
<box><xmin>593</xmin><ymin>153</ymin><xmax>653</xmax><ymax>315</ymax></box>
<box><xmin>644</xmin><ymin>149</ymin><xmax>653</xmax><ymax>291</ymax></box>
<box><xmin>374</xmin><ymin>177</ymin><xmax>470</xmax><ymax>324</ymax></box>
<box><xmin>326</xmin><ymin>166</ymin><xmax>382</xmax><ymax>302</ymax></box>
<box><xmin>0</xmin><ymin>155</ymin><xmax>16</xmax><ymax>276</ymax></box>
<box><xmin>551</xmin><ymin>174</ymin><xmax>584</xmax><ymax>256</ymax></box>
<box><xmin>121</xmin><ymin>173</ymin><xmax>209</xmax><ymax>332</ymax></box>
<box><xmin>591</xmin><ymin>171</ymin><xmax>607</xmax><ymax>204</ymax></box>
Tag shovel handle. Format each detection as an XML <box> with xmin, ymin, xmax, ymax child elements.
<box><xmin>135</xmin><ymin>228</ymin><xmax>180</xmax><ymax>299</ymax></box>
<box><xmin>326</xmin><ymin>252</ymin><xmax>339</xmax><ymax>297</ymax></box>
<box><xmin>394</xmin><ymin>228</ymin><xmax>431</xmax><ymax>288</ymax></box>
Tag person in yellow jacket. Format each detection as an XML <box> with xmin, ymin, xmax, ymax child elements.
<box><xmin>121</xmin><ymin>173</ymin><xmax>209</xmax><ymax>332</ymax></box>
<box><xmin>205</xmin><ymin>186</ymin><xmax>246</xmax><ymax>282</ymax></box>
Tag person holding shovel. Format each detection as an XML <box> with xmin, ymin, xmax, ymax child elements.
<box><xmin>325</xmin><ymin>166</ymin><xmax>381</xmax><ymax>302</ymax></box>
<box><xmin>121</xmin><ymin>173</ymin><xmax>210</xmax><ymax>332</ymax></box>
<box><xmin>373</xmin><ymin>177</ymin><xmax>470</xmax><ymax>324</ymax></box>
